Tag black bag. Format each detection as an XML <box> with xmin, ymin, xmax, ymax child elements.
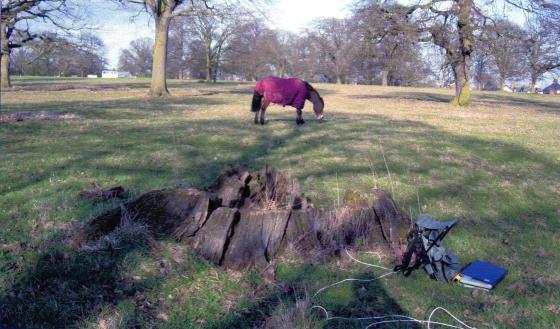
<box><xmin>394</xmin><ymin>215</ymin><xmax>461</xmax><ymax>282</ymax></box>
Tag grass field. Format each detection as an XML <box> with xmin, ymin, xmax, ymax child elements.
<box><xmin>1</xmin><ymin>77</ymin><xmax>559</xmax><ymax>328</ymax></box>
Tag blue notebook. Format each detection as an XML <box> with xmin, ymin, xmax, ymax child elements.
<box><xmin>460</xmin><ymin>260</ymin><xmax>508</xmax><ymax>289</ymax></box>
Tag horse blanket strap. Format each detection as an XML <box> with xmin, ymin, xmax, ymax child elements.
<box><xmin>255</xmin><ymin>76</ymin><xmax>309</xmax><ymax>110</ymax></box>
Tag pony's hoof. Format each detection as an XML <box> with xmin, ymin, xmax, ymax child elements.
<box><xmin>296</xmin><ymin>119</ymin><xmax>305</xmax><ymax>125</ymax></box>
<box><xmin>260</xmin><ymin>119</ymin><xmax>265</xmax><ymax>125</ymax></box>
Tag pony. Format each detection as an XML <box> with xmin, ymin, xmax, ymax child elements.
<box><xmin>251</xmin><ymin>76</ymin><xmax>324</xmax><ymax>125</ymax></box>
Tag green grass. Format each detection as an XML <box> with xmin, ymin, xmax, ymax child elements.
<box><xmin>1</xmin><ymin>77</ymin><xmax>559</xmax><ymax>328</ymax></box>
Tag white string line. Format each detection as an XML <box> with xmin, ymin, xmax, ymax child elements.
<box><xmin>312</xmin><ymin>305</ymin><xmax>417</xmax><ymax>322</ymax></box>
<box><xmin>362</xmin><ymin>306</ymin><xmax>477</xmax><ymax>329</ymax></box>
<box><xmin>311</xmin><ymin>249</ymin><xmax>478</xmax><ymax>329</ymax></box>
<box><xmin>312</xmin><ymin>271</ymin><xmax>396</xmax><ymax>298</ymax></box>
<box><xmin>363</xmin><ymin>251</ymin><xmax>384</xmax><ymax>259</ymax></box>
<box><xmin>364</xmin><ymin>318</ymin><xmax>471</xmax><ymax>329</ymax></box>
<box><xmin>344</xmin><ymin>248</ymin><xmax>392</xmax><ymax>271</ymax></box>
<box><xmin>314</xmin><ymin>305</ymin><xmax>474</xmax><ymax>329</ymax></box>
<box><xmin>427</xmin><ymin>307</ymin><xmax>476</xmax><ymax>329</ymax></box>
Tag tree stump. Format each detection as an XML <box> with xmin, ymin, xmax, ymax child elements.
<box><xmin>78</xmin><ymin>166</ymin><xmax>412</xmax><ymax>270</ymax></box>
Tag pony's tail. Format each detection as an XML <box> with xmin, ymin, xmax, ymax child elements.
<box><xmin>251</xmin><ymin>90</ymin><xmax>262</xmax><ymax>112</ymax></box>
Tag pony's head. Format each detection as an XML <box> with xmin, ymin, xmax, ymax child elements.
<box><xmin>304</xmin><ymin>81</ymin><xmax>324</xmax><ymax>120</ymax></box>
<box><xmin>313</xmin><ymin>94</ymin><xmax>324</xmax><ymax>120</ymax></box>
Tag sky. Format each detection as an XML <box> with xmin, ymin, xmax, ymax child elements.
<box><xmin>90</xmin><ymin>0</ymin><xmax>354</xmax><ymax>69</ymax></box>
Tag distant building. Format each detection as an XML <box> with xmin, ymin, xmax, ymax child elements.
<box><xmin>543</xmin><ymin>79</ymin><xmax>559</xmax><ymax>95</ymax></box>
<box><xmin>502</xmin><ymin>86</ymin><xmax>513</xmax><ymax>92</ymax></box>
<box><xmin>87</xmin><ymin>74</ymin><xmax>98</xmax><ymax>78</ymax></box>
<box><xmin>101</xmin><ymin>70</ymin><xmax>134</xmax><ymax>78</ymax></box>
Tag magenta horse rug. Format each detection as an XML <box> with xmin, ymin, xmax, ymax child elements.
<box><xmin>255</xmin><ymin>76</ymin><xmax>309</xmax><ymax>110</ymax></box>
<box><xmin>251</xmin><ymin>76</ymin><xmax>324</xmax><ymax>125</ymax></box>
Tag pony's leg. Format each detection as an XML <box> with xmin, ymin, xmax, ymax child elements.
<box><xmin>260</xmin><ymin>100</ymin><xmax>270</xmax><ymax>125</ymax></box>
<box><xmin>296</xmin><ymin>108</ymin><xmax>305</xmax><ymax>125</ymax></box>
<box><xmin>254</xmin><ymin>110</ymin><xmax>260</xmax><ymax>124</ymax></box>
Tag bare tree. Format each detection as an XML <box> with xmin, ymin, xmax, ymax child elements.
<box><xmin>494</xmin><ymin>0</ymin><xmax>559</xmax><ymax>91</ymax></box>
<box><xmin>381</xmin><ymin>0</ymin><xmax>484</xmax><ymax>105</ymax></box>
<box><xmin>118</xmin><ymin>37</ymin><xmax>153</xmax><ymax>77</ymax></box>
<box><xmin>167</xmin><ymin>17</ymin><xmax>189</xmax><ymax>79</ymax></box>
<box><xmin>310</xmin><ymin>18</ymin><xmax>357</xmax><ymax>84</ymax></box>
<box><xmin>115</xmin><ymin>0</ymin><xmax>210</xmax><ymax>95</ymax></box>
<box><xmin>174</xmin><ymin>5</ymin><xmax>236</xmax><ymax>83</ymax></box>
<box><xmin>9</xmin><ymin>32</ymin><xmax>106</xmax><ymax>77</ymax></box>
<box><xmin>1</xmin><ymin>0</ymin><xmax>80</xmax><ymax>88</ymax></box>
<box><xmin>78</xmin><ymin>33</ymin><xmax>106</xmax><ymax>75</ymax></box>
<box><xmin>523</xmin><ymin>13</ymin><xmax>560</xmax><ymax>92</ymax></box>
<box><xmin>277</xmin><ymin>32</ymin><xmax>322</xmax><ymax>81</ymax></box>
<box><xmin>223</xmin><ymin>18</ymin><xmax>278</xmax><ymax>81</ymax></box>
<box><xmin>352</xmin><ymin>2</ymin><xmax>426</xmax><ymax>86</ymax></box>
<box><xmin>117</xmin><ymin>0</ymin><xmax>264</xmax><ymax>95</ymax></box>
<box><xmin>270</xmin><ymin>30</ymin><xmax>292</xmax><ymax>77</ymax></box>
<box><xmin>478</xmin><ymin>20</ymin><xmax>526</xmax><ymax>90</ymax></box>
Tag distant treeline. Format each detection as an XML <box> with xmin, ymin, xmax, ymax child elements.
<box><xmin>8</xmin><ymin>1</ymin><xmax>559</xmax><ymax>92</ymax></box>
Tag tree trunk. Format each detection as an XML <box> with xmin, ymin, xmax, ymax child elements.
<box><xmin>0</xmin><ymin>51</ymin><xmax>10</xmax><ymax>89</ymax></box>
<box><xmin>498</xmin><ymin>75</ymin><xmax>505</xmax><ymax>91</ymax></box>
<box><xmin>205</xmin><ymin>43</ymin><xmax>212</xmax><ymax>83</ymax></box>
<box><xmin>381</xmin><ymin>69</ymin><xmax>389</xmax><ymax>86</ymax></box>
<box><xmin>212</xmin><ymin>62</ymin><xmax>218</xmax><ymax>83</ymax></box>
<box><xmin>206</xmin><ymin>65</ymin><xmax>212</xmax><ymax>83</ymax></box>
<box><xmin>336</xmin><ymin>75</ymin><xmax>342</xmax><ymax>84</ymax></box>
<box><xmin>530</xmin><ymin>73</ymin><xmax>537</xmax><ymax>93</ymax></box>
<box><xmin>451</xmin><ymin>62</ymin><xmax>470</xmax><ymax>105</ymax></box>
<box><xmin>451</xmin><ymin>0</ymin><xmax>474</xmax><ymax>106</ymax></box>
<box><xmin>278</xmin><ymin>59</ymin><xmax>286</xmax><ymax>78</ymax></box>
<box><xmin>1</xmin><ymin>26</ymin><xmax>11</xmax><ymax>89</ymax></box>
<box><xmin>150</xmin><ymin>13</ymin><xmax>171</xmax><ymax>97</ymax></box>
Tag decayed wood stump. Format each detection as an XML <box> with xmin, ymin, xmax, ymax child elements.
<box><xmin>79</xmin><ymin>166</ymin><xmax>412</xmax><ymax>270</ymax></box>
<box><xmin>371</xmin><ymin>188</ymin><xmax>412</xmax><ymax>263</ymax></box>
<box><xmin>192</xmin><ymin>207</ymin><xmax>238</xmax><ymax>264</ymax></box>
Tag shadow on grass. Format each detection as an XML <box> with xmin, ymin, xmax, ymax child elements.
<box><xmin>4</xmin><ymin>79</ymin><xmax>251</xmax><ymax>93</ymax></box>
<box><xmin>354</xmin><ymin>92</ymin><xmax>452</xmax><ymax>104</ymax></box>
<box><xmin>351</xmin><ymin>90</ymin><xmax>560</xmax><ymax>113</ymax></box>
<box><xmin>475</xmin><ymin>93</ymin><xmax>560</xmax><ymax>113</ymax></box>
<box><xmin>0</xmin><ymin>235</ymin><xmax>155</xmax><ymax>327</ymax></box>
<box><xmin>0</xmin><ymin>95</ymin><xmax>227</xmax><ymax>121</ymax></box>
<box><xmin>206</xmin><ymin>264</ymin><xmax>415</xmax><ymax>329</ymax></box>
<box><xmin>1</xmin><ymin>94</ymin><xmax>560</xmax><ymax>327</ymax></box>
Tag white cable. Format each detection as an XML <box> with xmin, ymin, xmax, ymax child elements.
<box><xmin>345</xmin><ymin>248</ymin><xmax>392</xmax><ymax>271</ymax></box>
<box><xmin>313</xmin><ymin>305</ymin><xmax>473</xmax><ymax>329</ymax></box>
<box><xmin>364</xmin><ymin>318</ymin><xmax>471</xmax><ymax>329</ymax></box>
<box><xmin>312</xmin><ymin>271</ymin><xmax>396</xmax><ymax>298</ymax></box>
<box><xmin>363</xmin><ymin>306</ymin><xmax>478</xmax><ymax>329</ymax></box>
<box><xmin>427</xmin><ymin>307</ymin><xmax>476</xmax><ymax>329</ymax></box>
<box><xmin>310</xmin><ymin>249</ymin><xmax>478</xmax><ymax>329</ymax></box>
<box><xmin>311</xmin><ymin>305</ymin><xmax>417</xmax><ymax>321</ymax></box>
